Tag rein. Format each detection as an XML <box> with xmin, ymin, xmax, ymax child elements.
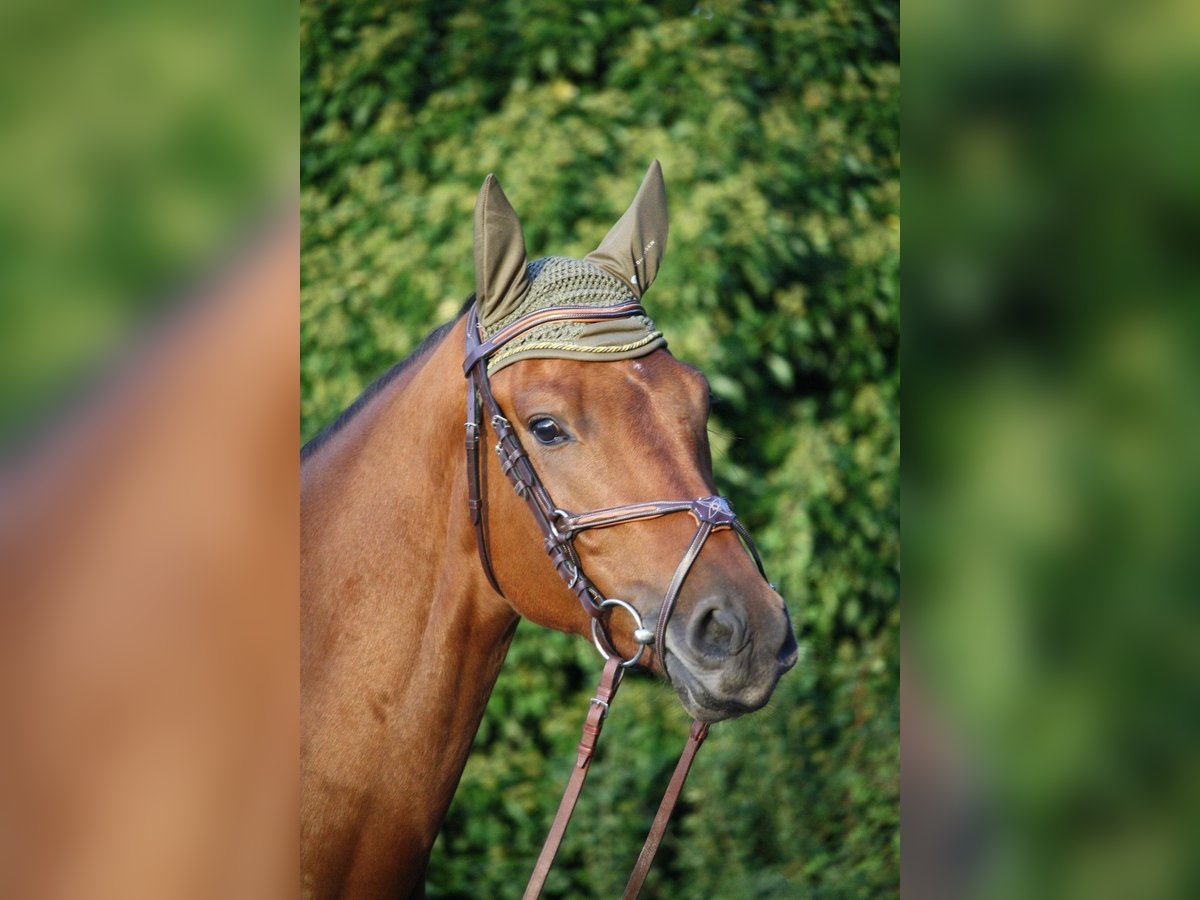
<box><xmin>463</xmin><ymin>302</ymin><xmax>770</xmax><ymax>898</ymax></box>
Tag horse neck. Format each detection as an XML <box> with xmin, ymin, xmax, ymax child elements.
<box><xmin>301</xmin><ymin>316</ymin><xmax>518</xmax><ymax>895</ymax></box>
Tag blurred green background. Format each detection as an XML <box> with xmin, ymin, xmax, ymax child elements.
<box><xmin>302</xmin><ymin>1</ymin><xmax>899</xmax><ymax>897</ymax></box>
<box><xmin>6</xmin><ymin>0</ymin><xmax>1196</xmax><ymax>894</ymax></box>
<box><xmin>905</xmin><ymin>0</ymin><xmax>1200</xmax><ymax>898</ymax></box>
<box><xmin>0</xmin><ymin>0</ymin><xmax>294</xmax><ymax>442</ymax></box>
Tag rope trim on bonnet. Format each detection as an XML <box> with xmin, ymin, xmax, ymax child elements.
<box><xmin>481</xmin><ymin>256</ymin><xmax>666</xmax><ymax>374</ymax></box>
<box><xmin>488</xmin><ymin>332</ymin><xmax>664</xmax><ymax>368</ymax></box>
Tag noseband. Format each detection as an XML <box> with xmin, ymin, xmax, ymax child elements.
<box><xmin>462</xmin><ymin>300</ymin><xmax>772</xmax><ymax>898</ymax></box>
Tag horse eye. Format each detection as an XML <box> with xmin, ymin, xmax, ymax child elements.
<box><xmin>529</xmin><ymin>417</ymin><xmax>566</xmax><ymax>445</ymax></box>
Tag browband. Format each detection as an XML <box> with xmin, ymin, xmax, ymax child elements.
<box><xmin>463</xmin><ymin>300</ymin><xmax>647</xmax><ymax>375</ymax></box>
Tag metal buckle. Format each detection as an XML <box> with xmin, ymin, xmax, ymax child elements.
<box><xmin>588</xmin><ymin>696</ymin><xmax>610</xmax><ymax>719</ymax></box>
<box><xmin>590</xmin><ymin>597</ymin><xmax>650</xmax><ymax>668</ymax></box>
<box><xmin>548</xmin><ymin>507</ymin><xmax>574</xmax><ymax>544</ymax></box>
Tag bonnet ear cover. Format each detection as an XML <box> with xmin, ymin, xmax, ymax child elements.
<box><xmin>474</xmin><ymin>174</ymin><xmax>531</xmax><ymax>330</ymax></box>
<box><xmin>475</xmin><ymin>163</ymin><xmax>670</xmax><ymax>373</ymax></box>
<box><xmin>585</xmin><ymin>159</ymin><xmax>669</xmax><ymax>297</ymax></box>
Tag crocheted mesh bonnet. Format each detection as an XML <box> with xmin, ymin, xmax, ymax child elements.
<box><xmin>482</xmin><ymin>256</ymin><xmax>666</xmax><ymax>374</ymax></box>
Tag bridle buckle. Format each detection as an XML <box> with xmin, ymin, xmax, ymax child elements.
<box><xmin>588</xmin><ymin>696</ymin><xmax>610</xmax><ymax>719</ymax></box>
<box><xmin>547</xmin><ymin>507</ymin><xmax>574</xmax><ymax>544</ymax></box>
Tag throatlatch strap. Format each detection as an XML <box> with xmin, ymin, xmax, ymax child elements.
<box><xmin>523</xmin><ymin>657</ymin><xmax>624</xmax><ymax>900</ymax></box>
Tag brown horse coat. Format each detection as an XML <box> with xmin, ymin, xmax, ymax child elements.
<box><xmin>301</xmin><ymin>166</ymin><xmax>795</xmax><ymax>898</ymax></box>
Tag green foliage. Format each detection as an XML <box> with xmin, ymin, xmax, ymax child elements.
<box><xmin>2</xmin><ymin>0</ymin><xmax>293</xmax><ymax>438</ymax></box>
<box><xmin>302</xmin><ymin>0</ymin><xmax>898</xmax><ymax>895</ymax></box>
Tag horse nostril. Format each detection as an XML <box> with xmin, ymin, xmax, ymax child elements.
<box><xmin>702</xmin><ymin>609</ymin><xmax>732</xmax><ymax>646</ymax></box>
<box><xmin>687</xmin><ymin>598</ymin><xmax>747</xmax><ymax>660</ymax></box>
<box><xmin>778</xmin><ymin>626</ymin><xmax>799</xmax><ymax>668</ymax></box>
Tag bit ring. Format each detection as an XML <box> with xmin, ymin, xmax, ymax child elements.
<box><xmin>590</xmin><ymin>598</ymin><xmax>649</xmax><ymax>668</ymax></box>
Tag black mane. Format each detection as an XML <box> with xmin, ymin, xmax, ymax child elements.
<box><xmin>301</xmin><ymin>295</ymin><xmax>474</xmax><ymax>462</ymax></box>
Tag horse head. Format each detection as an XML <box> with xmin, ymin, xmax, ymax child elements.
<box><xmin>469</xmin><ymin>162</ymin><xmax>797</xmax><ymax>722</ymax></box>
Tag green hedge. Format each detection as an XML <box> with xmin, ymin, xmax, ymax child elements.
<box><xmin>302</xmin><ymin>1</ymin><xmax>898</xmax><ymax>895</ymax></box>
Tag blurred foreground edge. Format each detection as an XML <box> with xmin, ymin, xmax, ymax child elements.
<box><xmin>0</xmin><ymin>212</ymin><xmax>299</xmax><ymax>900</ymax></box>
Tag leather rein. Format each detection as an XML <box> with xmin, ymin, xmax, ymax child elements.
<box><xmin>463</xmin><ymin>301</ymin><xmax>770</xmax><ymax>898</ymax></box>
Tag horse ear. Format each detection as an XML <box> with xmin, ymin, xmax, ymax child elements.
<box><xmin>474</xmin><ymin>174</ymin><xmax>530</xmax><ymax>329</ymax></box>
<box><xmin>585</xmin><ymin>160</ymin><xmax>669</xmax><ymax>297</ymax></box>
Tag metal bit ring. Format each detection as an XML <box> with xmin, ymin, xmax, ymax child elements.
<box><xmin>590</xmin><ymin>598</ymin><xmax>650</xmax><ymax>668</ymax></box>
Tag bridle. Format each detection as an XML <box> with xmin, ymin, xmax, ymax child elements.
<box><xmin>463</xmin><ymin>299</ymin><xmax>772</xmax><ymax>898</ymax></box>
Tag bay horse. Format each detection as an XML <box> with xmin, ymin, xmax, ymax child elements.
<box><xmin>301</xmin><ymin>162</ymin><xmax>797</xmax><ymax>898</ymax></box>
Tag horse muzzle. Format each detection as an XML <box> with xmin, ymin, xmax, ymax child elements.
<box><xmin>660</xmin><ymin>592</ymin><xmax>798</xmax><ymax>722</ymax></box>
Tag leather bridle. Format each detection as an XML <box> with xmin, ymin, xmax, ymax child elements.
<box><xmin>463</xmin><ymin>300</ymin><xmax>772</xmax><ymax>898</ymax></box>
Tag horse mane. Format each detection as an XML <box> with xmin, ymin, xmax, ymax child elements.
<box><xmin>301</xmin><ymin>295</ymin><xmax>475</xmax><ymax>462</ymax></box>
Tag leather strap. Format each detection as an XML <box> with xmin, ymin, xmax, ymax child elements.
<box><xmin>555</xmin><ymin>500</ymin><xmax>693</xmax><ymax>535</ymax></box>
<box><xmin>523</xmin><ymin>657</ymin><xmax>624</xmax><ymax>900</ymax></box>
<box><xmin>622</xmin><ymin>720</ymin><xmax>711</xmax><ymax>899</ymax></box>
<box><xmin>465</xmin><ymin>365</ymin><xmax>505</xmax><ymax>596</ymax></box>
<box><xmin>654</xmin><ymin>521</ymin><xmax>713</xmax><ymax>670</ymax></box>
